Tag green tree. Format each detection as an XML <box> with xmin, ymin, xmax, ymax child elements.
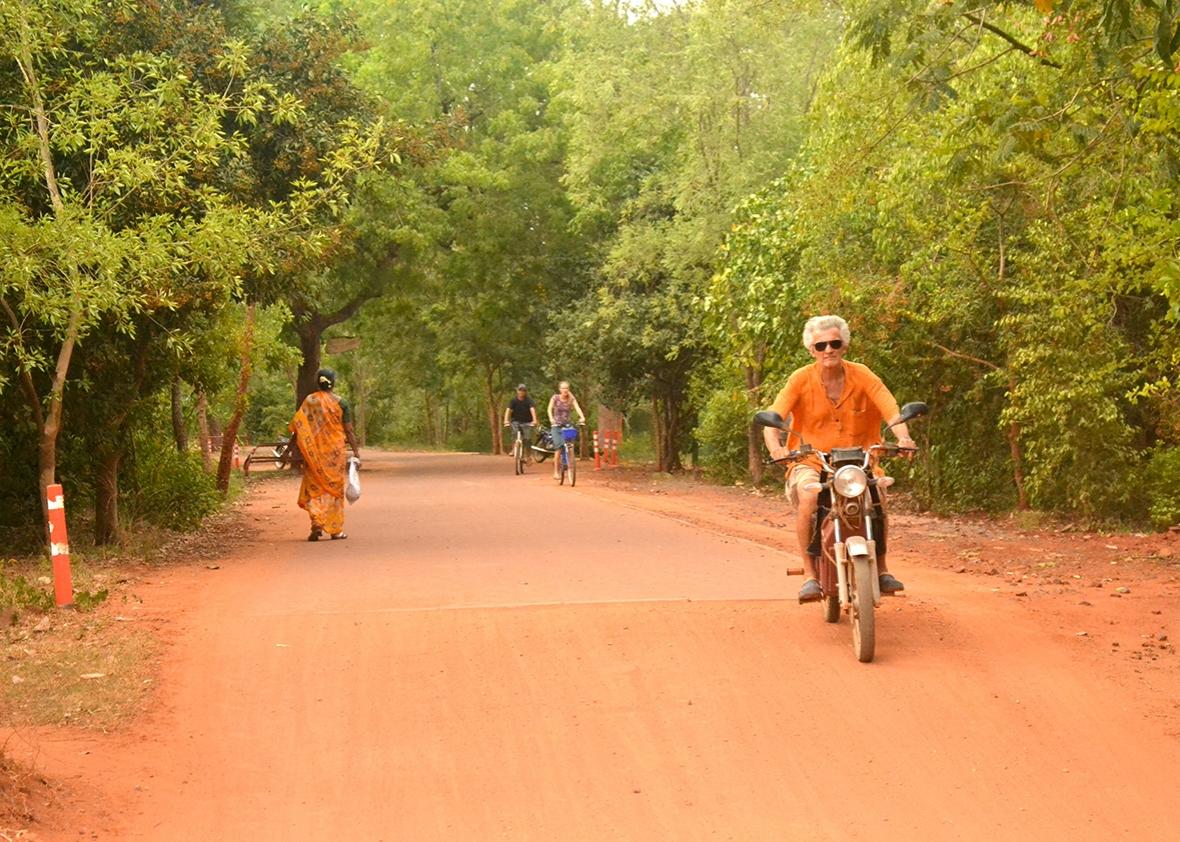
<box><xmin>350</xmin><ymin>0</ymin><xmax>588</xmax><ymax>453</ymax></box>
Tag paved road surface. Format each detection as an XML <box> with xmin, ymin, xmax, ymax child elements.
<box><xmin>21</xmin><ymin>452</ymin><xmax>1180</xmax><ymax>840</ymax></box>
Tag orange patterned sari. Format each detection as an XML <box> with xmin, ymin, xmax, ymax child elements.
<box><xmin>290</xmin><ymin>391</ymin><xmax>347</xmax><ymax>536</ymax></box>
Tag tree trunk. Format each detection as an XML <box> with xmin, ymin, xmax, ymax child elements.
<box><xmin>651</xmin><ymin>398</ymin><xmax>663</xmax><ymax>471</ymax></box>
<box><xmin>666</xmin><ymin>398</ymin><xmax>682</xmax><ymax>473</ymax></box>
<box><xmin>424</xmin><ymin>392</ymin><xmax>437</xmax><ymax>445</ymax></box>
<box><xmin>93</xmin><ymin>447</ymin><xmax>123</xmax><ymax>546</ymax></box>
<box><xmin>745</xmin><ymin>359</ymin><xmax>765</xmax><ymax>483</ymax></box>
<box><xmin>37</xmin><ymin>307</ymin><xmax>82</xmax><ymax>550</ymax></box>
<box><xmin>171</xmin><ymin>377</ymin><xmax>188</xmax><ymax>453</ymax></box>
<box><xmin>483</xmin><ymin>365</ymin><xmax>503</xmax><ymax>455</ymax></box>
<box><xmin>653</xmin><ymin>395</ymin><xmax>684</xmax><ymax>473</ymax></box>
<box><xmin>355</xmin><ymin>366</ymin><xmax>367</xmax><ymax>447</ymax></box>
<box><xmin>196</xmin><ymin>392</ymin><xmax>213</xmax><ymax>472</ymax></box>
<box><xmin>295</xmin><ymin>321</ymin><xmax>323</xmax><ymax>410</ymax></box>
<box><xmin>1006</xmin><ymin>372</ymin><xmax>1029</xmax><ymax>510</ymax></box>
<box><xmin>217</xmin><ymin>306</ymin><xmax>256</xmax><ymax>494</ymax></box>
<box><xmin>18</xmin><ymin>24</ymin><xmax>78</xmax><ymax>551</ymax></box>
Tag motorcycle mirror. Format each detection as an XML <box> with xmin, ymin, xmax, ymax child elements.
<box><xmin>753</xmin><ymin>410</ymin><xmax>787</xmax><ymax>430</ymax></box>
<box><xmin>887</xmin><ymin>401</ymin><xmax>929</xmax><ymax>428</ymax></box>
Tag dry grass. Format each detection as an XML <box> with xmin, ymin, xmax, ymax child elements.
<box><xmin>0</xmin><ymin>748</ymin><xmax>50</xmax><ymax>838</ymax></box>
<box><xmin>2</xmin><ymin>606</ymin><xmax>158</xmax><ymax>731</ymax></box>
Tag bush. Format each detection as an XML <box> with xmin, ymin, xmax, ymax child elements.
<box><xmin>124</xmin><ymin>434</ymin><xmax>221</xmax><ymax>531</ymax></box>
<box><xmin>695</xmin><ymin>388</ymin><xmax>751</xmax><ymax>484</ymax></box>
<box><xmin>1145</xmin><ymin>446</ymin><xmax>1180</xmax><ymax>529</ymax></box>
<box><xmin>0</xmin><ymin>561</ymin><xmax>54</xmax><ymax>618</ymax></box>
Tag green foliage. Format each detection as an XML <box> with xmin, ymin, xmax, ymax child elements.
<box><xmin>708</xmin><ymin>0</ymin><xmax>1180</xmax><ymax>520</ymax></box>
<box><xmin>0</xmin><ymin>562</ymin><xmax>54</xmax><ymax>616</ymax></box>
<box><xmin>694</xmin><ymin>388</ymin><xmax>752</xmax><ymax>483</ymax></box>
<box><xmin>1145</xmin><ymin>447</ymin><xmax>1180</xmax><ymax>529</ymax></box>
<box><xmin>0</xmin><ymin>560</ymin><xmax>108</xmax><ymax>617</ymax></box>
<box><xmin>123</xmin><ymin>429</ymin><xmax>221</xmax><ymax>532</ymax></box>
<box><xmin>74</xmin><ymin>587</ymin><xmax>109</xmax><ymax>611</ymax></box>
<box><xmin>342</xmin><ymin>0</ymin><xmax>592</xmax><ymax>451</ymax></box>
<box><xmin>2</xmin><ymin>0</ymin><xmax>1178</xmax><ymax>534</ymax></box>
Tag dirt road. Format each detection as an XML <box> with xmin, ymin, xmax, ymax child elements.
<box><xmin>11</xmin><ymin>451</ymin><xmax>1180</xmax><ymax>840</ymax></box>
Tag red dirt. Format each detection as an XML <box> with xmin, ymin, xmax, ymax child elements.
<box><xmin>5</xmin><ymin>451</ymin><xmax>1178</xmax><ymax>840</ymax></box>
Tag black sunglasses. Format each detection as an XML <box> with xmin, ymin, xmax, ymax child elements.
<box><xmin>813</xmin><ymin>339</ymin><xmax>844</xmax><ymax>352</ymax></box>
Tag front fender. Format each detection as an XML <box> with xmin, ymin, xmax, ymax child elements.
<box><xmin>845</xmin><ymin>535</ymin><xmax>871</xmax><ymax>557</ymax></box>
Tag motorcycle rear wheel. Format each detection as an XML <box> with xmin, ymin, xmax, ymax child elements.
<box><xmin>851</xmin><ymin>558</ymin><xmax>876</xmax><ymax>662</ymax></box>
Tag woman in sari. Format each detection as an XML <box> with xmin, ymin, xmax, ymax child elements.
<box><xmin>286</xmin><ymin>369</ymin><xmax>361</xmax><ymax>541</ymax></box>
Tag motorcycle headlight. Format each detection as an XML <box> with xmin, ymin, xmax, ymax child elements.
<box><xmin>832</xmin><ymin>465</ymin><xmax>868</xmax><ymax>498</ymax></box>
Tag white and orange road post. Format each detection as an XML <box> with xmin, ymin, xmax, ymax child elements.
<box><xmin>45</xmin><ymin>484</ymin><xmax>75</xmax><ymax>608</ymax></box>
<box><xmin>593</xmin><ymin>429</ymin><xmax>602</xmax><ymax>470</ymax></box>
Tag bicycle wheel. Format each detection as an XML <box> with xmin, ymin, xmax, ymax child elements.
<box><xmin>514</xmin><ymin>438</ymin><xmax>523</xmax><ymax>475</ymax></box>
<box><xmin>568</xmin><ymin>443</ymin><xmax>577</xmax><ymax>487</ymax></box>
<box><xmin>559</xmin><ymin>448</ymin><xmax>567</xmax><ymax>485</ymax></box>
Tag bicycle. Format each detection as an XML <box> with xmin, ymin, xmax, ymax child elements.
<box><xmin>505</xmin><ymin>423</ymin><xmax>534</xmax><ymax>475</ymax></box>
<box><xmin>556</xmin><ymin>424</ymin><xmax>581</xmax><ymax>486</ymax></box>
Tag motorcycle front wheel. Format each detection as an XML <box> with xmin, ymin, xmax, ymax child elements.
<box><xmin>851</xmin><ymin>558</ymin><xmax>876</xmax><ymax>662</ymax></box>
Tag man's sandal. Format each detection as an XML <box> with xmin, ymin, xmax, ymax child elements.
<box><xmin>798</xmin><ymin>578</ymin><xmax>824</xmax><ymax>604</ymax></box>
<box><xmin>307</xmin><ymin>526</ymin><xmax>323</xmax><ymax>542</ymax></box>
<box><xmin>879</xmin><ymin>573</ymin><xmax>905</xmax><ymax>594</ymax></box>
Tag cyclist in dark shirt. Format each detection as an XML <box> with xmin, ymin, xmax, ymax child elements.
<box><xmin>503</xmin><ymin>384</ymin><xmax>539</xmax><ymax>452</ymax></box>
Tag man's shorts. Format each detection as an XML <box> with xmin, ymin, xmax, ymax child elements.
<box><xmin>785</xmin><ymin>465</ymin><xmax>821</xmax><ymax>507</ymax></box>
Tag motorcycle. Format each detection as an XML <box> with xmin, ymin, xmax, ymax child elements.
<box><xmin>753</xmin><ymin>401</ymin><xmax>928</xmax><ymax>662</ymax></box>
<box><xmin>530</xmin><ymin>427</ymin><xmax>555</xmax><ymax>462</ymax></box>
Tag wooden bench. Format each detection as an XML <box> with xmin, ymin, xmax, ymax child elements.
<box><xmin>242</xmin><ymin>442</ymin><xmax>294</xmax><ymax>476</ymax></box>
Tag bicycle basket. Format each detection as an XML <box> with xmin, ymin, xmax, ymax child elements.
<box><xmin>562</xmin><ymin>427</ymin><xmax>579</xmax><ymax>443</ymax></box>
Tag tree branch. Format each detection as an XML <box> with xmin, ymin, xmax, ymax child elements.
<box><xmin>932</xmin><ymin>342</ymin><xmax>1000</xmax><ymax>371</ymax></box>
<box><xmin>962</xmin><ymin>13</ymin><xmax>1062</xmax><ymax>69</ymax></box>
<box><xmin>321</xmin><ymin>245</ymin><xmax>401</xmax><ymax>327</ymax></box>
<box><xmin>0</xmin><ymin>295</ymin><xmax>45</xmax><ymax>428</ymax></box>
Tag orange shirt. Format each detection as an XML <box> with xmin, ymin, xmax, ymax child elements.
<box><xmin>769</xmin><ymin>361</ymin><xmax>900</xmax><ymax>464</ymax></box>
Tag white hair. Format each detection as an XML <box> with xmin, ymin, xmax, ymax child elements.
<box><xmin>802</xmin><ymin>315</ymin><xmax>851</xmax><ymax>349</ymax></box>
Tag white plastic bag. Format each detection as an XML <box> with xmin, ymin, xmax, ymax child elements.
<box><xmin>345</xmin><ymin>457</ymin><xmax>361</xmax><ymax>504</ymax></box>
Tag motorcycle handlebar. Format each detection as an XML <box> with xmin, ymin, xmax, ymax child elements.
<box><xmin>764</xmin><ymin>451</ymin><xmax>808</xmax><ymax>466</ymax></box>
<box><xmin>764</xmin><ymin>443</ymin><xmax>918</xmax><ymax>465</ymax></box>
<box><xmin>871</xmin><ymin>443</ymin><xmax>918</xmax><ymax>455</ymax></box>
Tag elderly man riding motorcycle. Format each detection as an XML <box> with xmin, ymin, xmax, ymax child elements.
<box><xmin>762</xmin><ymin>315</ymin><xmax>915</xmax><ymax>603</ymax></box>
